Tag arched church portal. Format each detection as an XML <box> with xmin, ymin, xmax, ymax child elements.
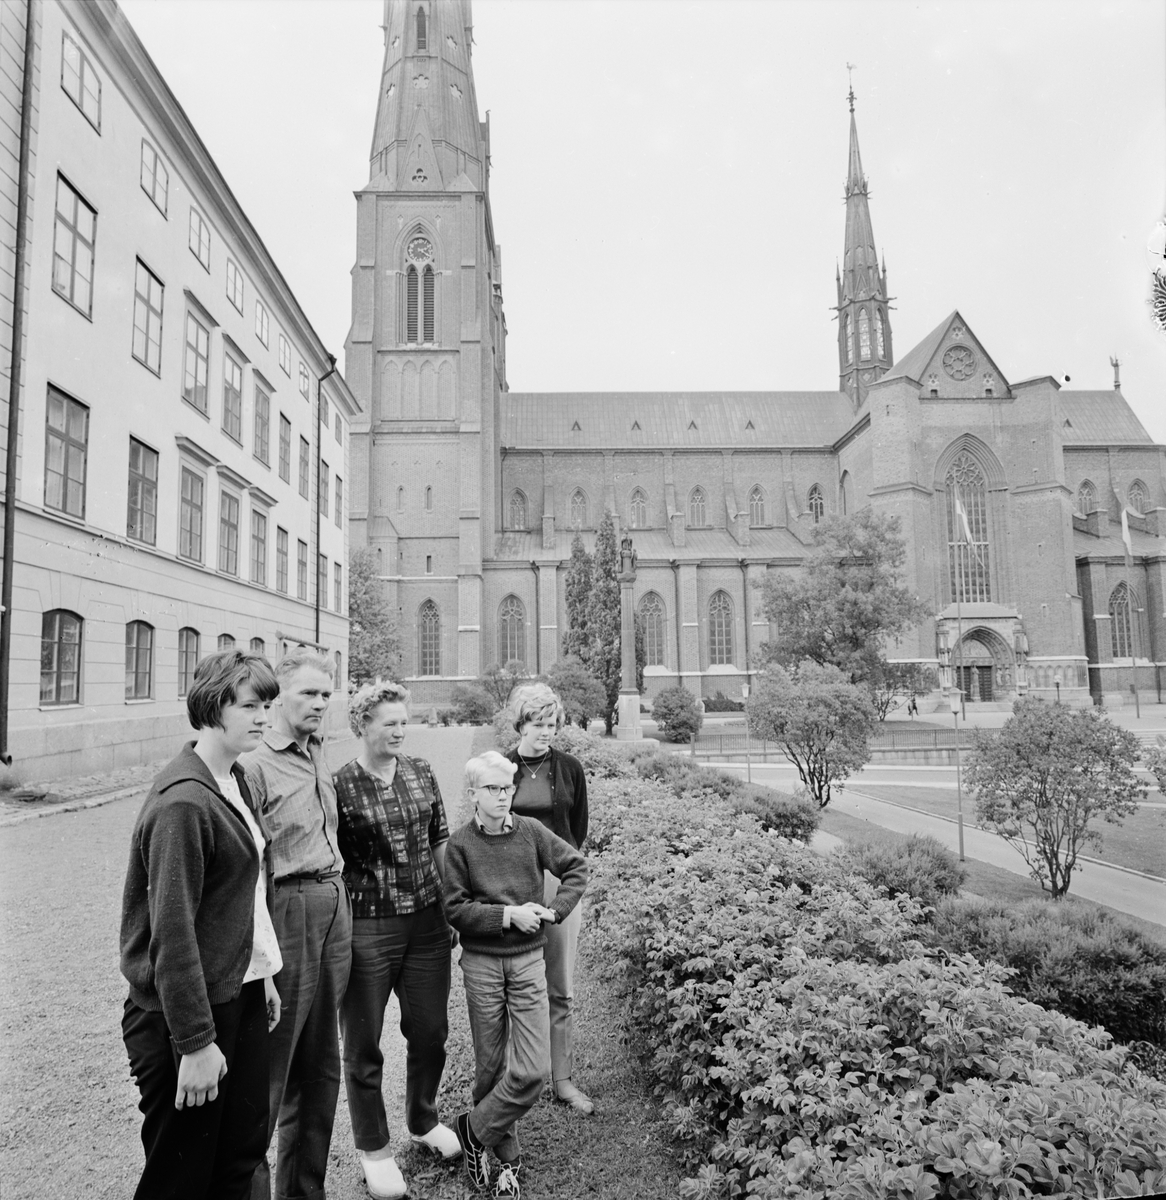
<box><xmin>952</xmin><ymin>627</ymin><xmax>1013</xmax><ymax>702</ymax></box>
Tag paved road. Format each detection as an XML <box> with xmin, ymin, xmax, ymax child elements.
<box><xmin>0</xmin><ymin>727</ymin><xmax>478</xmax><ymax>1200</ymax></box>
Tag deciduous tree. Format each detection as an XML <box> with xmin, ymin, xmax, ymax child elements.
<box><xmin>478</xmin><ymin>659</ymin><xmax>529</xmax><ymax>711</ymax></box>
<box><xmin>966</xmin><ymin>697</ymin><xmax>1144</xmax><ymax>898</ymax></box>
<box><xmin>546</xmin><ymin>656</ymin><xmax>607</xmax><ymax>728</ymax></box>
<box><xmin>871</xmin><ymin>663</ymin><xmax>941</xmax><ymax>721</ymax></box>
<box><xmin>347</xmin><ymin>547</ymin><xmax>403</xmax><ymax>685</ymax></box>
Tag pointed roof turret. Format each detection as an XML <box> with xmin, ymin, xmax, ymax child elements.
<box><xmin>840</xmin><ymin>89</ymin><xmax>880</xmax><ymax>306</ymax></box>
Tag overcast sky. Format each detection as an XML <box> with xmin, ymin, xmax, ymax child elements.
<box><xmin>118</xmin><ymin>0</ymin><xmax>1166</xmax><ymax>438</ymax></box>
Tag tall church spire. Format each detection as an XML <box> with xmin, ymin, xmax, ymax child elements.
<box><xmin>836</xmin><ymin>84</ymin><xmax>892</xmax><ymax>408</ymax></box>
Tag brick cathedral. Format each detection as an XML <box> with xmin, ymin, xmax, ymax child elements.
<box><xmin>346</xmin><ymin>0</ymin><xmax>1166</xmax><ymax>711</ymax></box>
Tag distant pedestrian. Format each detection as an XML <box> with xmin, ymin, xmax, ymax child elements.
<box><xmin>444</xmin><ymin>751</ymin><xmax>588</xmax><ymax>1198</ymax></box>
<box><xmin>119</xmin><ymin>651</ymin><xmax>282</xmax><ymax>1200</ymax></box>
<box><xmin>908</xmin><ymin>695</ymin><xmax>918</xmax><ymax>718</ymax></box>
<box><xmin>241</xmin><ymin>650</ymin><xmax>352</xmax><ymax>1200</ymax></box>
<box><xmin>335</xmin><ymin>681</ymin><xmax>460</xmax><ymax>1200</ymax></box>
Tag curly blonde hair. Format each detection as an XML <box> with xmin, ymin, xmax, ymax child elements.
<box><xmin>508</xmin><ymin>681</ymin><xmax>565</xmax><ymax>734</ymax></box>
<box><xmin>348</xmin><ymin>679</ymin><xmax>411</xmax><ymax>738</ymax></box>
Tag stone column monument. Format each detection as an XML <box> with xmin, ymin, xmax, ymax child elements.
<box><xmin>615</xmin><ymin>533</ymin><xmax>643</xmax><ymax>740</ymax></box>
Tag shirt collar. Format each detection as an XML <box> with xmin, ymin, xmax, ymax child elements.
<box><xmin>473</xmin><ymin>811</ymin><xmax>514</xmax><ymax>834</ymax></box>
<box><xmin>264</xmin><ymin>710</ymin><xmax>321</xmax><ymax>753</ymax></box>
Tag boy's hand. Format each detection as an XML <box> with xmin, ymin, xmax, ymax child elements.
<box><xmin>505</xmin><ymin>904</ymin><xmax>543</xmax><ymax>934</ymax></box>
<box><xmin>530</xmin><ymin>903</ymin><xmax>557</xmax><ymax>923</ymax></box>
<box><xmin>175</xmin><ymin>1043</ymin><xmax>227</xmax><ymax>1109</ymax></box>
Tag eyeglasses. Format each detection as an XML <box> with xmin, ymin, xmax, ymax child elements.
<box><xmin>475</xmin><ymin>784</ymin><xmax>515</xmax><ymax>797</ymax></box>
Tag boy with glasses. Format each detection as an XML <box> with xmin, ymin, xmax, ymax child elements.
<box><xmin>443</xmin><ymin>751</ymin><xmax>588</xmax><ymax>1198</ymax></box>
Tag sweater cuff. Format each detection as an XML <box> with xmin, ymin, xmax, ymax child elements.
<box><xmin>172</xmin><ymin>1023</ymin><xmax>217</xmax><ymax>1056</ymax></box>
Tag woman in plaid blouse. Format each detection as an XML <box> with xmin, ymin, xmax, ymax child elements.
<box><xmin>334</xmin><ymin>681</ymin><xmax>461</xmax><ymax>1200</ymax></box>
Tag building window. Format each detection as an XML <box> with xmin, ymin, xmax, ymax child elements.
<box><xmin>1110</xmin><ymin>583</ymin><xmax>1136</xmax><ymax>660</ymax></box>
<box><xmin>335</xmin><ymin>476</ymin><xmax>343</xmax><ymax>528</ymax></box>
<box><xmin>946</xmin><ymin>451</ymin><xmax>991</xmax><ymax>603</ymax></box>
<box><xmin>425</xmin><ymin>554</ymin><xmax>433</xmax><ymax>574</ymax></box>
<box><xmin>639</xmin><ymin>592</ymin><xmax>665</xmax><ymax>667</ymax></box>
<box><xmin>808</xmin><ymin>483</ymin><xmax>824</xmax><ymax>523</ymax></box>
<box><xmin>279</xmin><ymin>333</ymin><xmax>291</xmax><ymax>375</ymax></box>
<box><xmin>226</xmin><ymin>259</ymin><xmax>244</xmax><ymax>313</ymax></box>
<box><xmin>509</xmin><ymin>490</ymin><xmax>527</xmax><ymax>529</ymax></box>
<box><xmin>334</xmin><ymin>414</ymin><xmax>343</xmax><ymax>444</ymax></box>
<box><xmin>320</xmin><ymin>392</ymin><xmax>329</xmax><ymax>429</ymax></box>
<box><xmin>709</xmin><ymin>591</ymin><xmax>734</xmax><ymax>666</ymax></box>
<box><xmin>255</xmin><ymin>301</ymin><xmax>269</xmax><ymax>347</ymax></box>
<box><xmin>278</xmin><ymin>414</ymin><xmax>292</xmax><ymax>482</ymax></box>
<box><xmin>570</xmin><ymin>489</ymin><xmax>588</xmax><ymax>529</ymax></box>
<box><xmin>218</xmin><ymin>491</ymin><xmax>240</xmax><ymax>575</ymax></box>
<box><xmin>320</xmin><ymin>463</ymin><xmax>330</xmax><ymax>518</ymax></box>
<box><xmin>418</xmin><ymin>600</ymin><xmax>441</xmax><ymax>675</ymax></box>
<box><xmin>254</xmin><ymin>388</ymin><xmax>271</xmax><ymax>465</ymax></box>
<box><xmin>334</xmin><ymin>562</ymin><xmax>343</xmax><ymax>613</ymax></box>
<box><xmin>127</xmin><ymin>438</ymin><xmax>158</xmax><ymax>544</ymax></box>
<box><xmin>842</xmin><ymin>312</ymin><xmax>853</xmax><ymax>365</ymax></box>
<box><xmin>188</xmin><ymin>208</ymin><xmax>210</xmax><ymax>270</ymax></box>
<box><xmin>318</xmin><ymin>554</ymin><xmax>328</xmax><ymax>609</ymax></box>
<box><xmin>132</xmin><ymin>260</ymin><xmax>164</xmax><ymax>374</ymax></box>
<box><xmin>498</xmin><ymin>595</ymin><xmax>525</xmax><ymax>665</ymax></box>
<box><xmin>218</xmin><ymin>634</ymin><xmax>235</xmax><ymax>651</ymax></box>
<box><xmin>629</xmin><ymin>488</ymin><xmax>648</xmax><ymax>529</ymax></box>
<box><xmin>52</xmin><ymin>175</ymin><xmax>96</xmax><ymax>318</ymax></box>
<box><xmin>182</xmin><ymin>313</ymin><xmax>210</xmax><ymax>413</ymax></box>
<box><xmin>250</xmin><ymin>509</ymin><xmax>267</xmax><ymax>585</ymax></box>
<box><xmin>140</xmin><ymin>140</ymin><xmax>168</xmax><ymax>216</ymax></box>
<box><xmin>179</xmin><ymin>468</ymin><xmax>204</xmax><ymax>561</ymax></box>
<box><xmin>276</xmin><ymin>527</ymin><xmax>289</xmax><ymax>593</ymax></box>
<box><xmin>298</xmin><ymin>437</ymin><xmax>310</xmax><ymax>498</ymax></box>
<box><xmin>223</xmin><ymin>355</ymin><xmax>243</xmax><ymax>442</ymax></box>
<box><xmin>298</xmin><ymin>362</ymin><xmax>309</xmax><ymax>399</ymax></box>
<box><xmin>125</xmin><ymin>621</ymin><xmax>154</xmax><ymax>699</ymax></box>
<box><xmin>875</xmin><ymin>308</ymin><xmax>886</xmax><ymax>358</ymax></box>
<box><xmin>404</xmin><ymin>265</ymin><xmax>436</xmax><ymax>343</ymax></box>
<box><xmin>61</xmin><ymin>31</ymin><xmax>100</xmax><ymax>130</ymax></box>
<box><xmin>297</xmin><ymin>540</ymin><xmax>308</xmax><ymax>600</ymax></box>
<box><xmin>250</xmin><ymin>637</ymin><xmax>265</xmax><ymax>656</ymax></box>
<box><xmin>748</xmin><ymin>486</ymin><xmax>765</xmax><ymax>526</ymax></box>
<box><xmin>1077</xmin><ymin>479</ymin><xmax>1096</xmax><ymax>515</ymax></box>
<box><xmin>1128</xmin><ymin>480</ymin><xmax>1149</xmax><ymax>514</ymax></box>
<box><xmin>397</xmin><ymin>486</ymin><xmax>405</xmax><ymax>512</ymax></box>
<box><xmin>688</xmin><ymin>487</ymin><xmax>707</xmax><ymax>527</ymax></box>
<box><xmin>40</xmin><ymin>610</ymin><xmax>82</xmax><ymax>705</ymax></box>
<box><xmin>178</xmin><ymin>627</ymin><xmax>199</xmax><ymax>697</ymax></box>
<box><xmin>424</xmin><ymin>485</ymin><xmax>432</xmax><ymax>512</ymax></box>
<box><xmin>45</xmin><ymin>388</ymin><xmax>89</xmax><ymax>519</ymax></box>
<box><xmin>858</xmin><ymin>308</ymin><xmax>871</xmax><ymax>360</ymax></box>
<box><xmin>416</xmin><ymin>5</ymin><xmax>427</xmax><ymax>50</ymax></box>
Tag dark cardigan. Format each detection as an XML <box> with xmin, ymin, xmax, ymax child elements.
<box><xmin>119</xmin><ymin>745</ymin><xmax>272</xmax><ymax>1054</ymax></box>
<box><xmin>505</xmin><ymin>744</ymin><xmax>588</xmax><ymax>851</ymax></box>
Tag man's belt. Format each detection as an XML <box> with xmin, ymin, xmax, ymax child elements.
<box><xmin>277</xmin><ymin>869</ymin><xmax>342</xmax><ymax>886</ymax></box>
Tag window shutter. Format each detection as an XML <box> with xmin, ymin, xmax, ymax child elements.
<box><xmin>422</xmin><ymin>267</ymin><xmax>435</xmax><ymax>342</ymax></box>
<box><xmin>406</xmin><ymin>267</ymin><xmax>419</xmax><ymax>343</ymax></box>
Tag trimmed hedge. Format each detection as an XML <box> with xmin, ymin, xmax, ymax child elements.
<box><xmin>845</xmin><ymin>834</ymin><xmax>968</xmax><ymax>910</ymax></box>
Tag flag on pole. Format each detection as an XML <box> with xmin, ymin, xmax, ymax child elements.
<box><xmin>952</xmin><ymin>486</ymin><xmax>974</xmax><ymax>544</ymax></box>
<box><xmin>1112</xmin><ymin>486</ymin><xmax>1134</xmax><ymax>558</ymax></box>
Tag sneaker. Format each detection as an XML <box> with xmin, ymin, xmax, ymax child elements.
<box><xmin>410</xmin><ymin>1122</ymin><xmax>462</xmax><ymax>1160</ymax></box>
<box><xmin>494</xmin><ymin>1161</ymin><xmax>521</xmax><ymax>1198</ymax></box>
<box><xmin>455</xmin><ymin>1111</ymin><xmax>492</xmax><ymax>1190</ymax></box>
<box><xmin>358</xmin><ymin>1152</ymin><xmax>407</xmax><ymax>1200</ymax></box>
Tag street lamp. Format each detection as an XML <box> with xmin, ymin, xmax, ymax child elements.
<box><xmin>1054</xmin><ymin>670</ymin><xmax>1062</xmax><ymax>705</ymax></box>
<box><xmin>950</xmin><ymin>688</ymin><xmax>966</xmax><ymax>862</ymax></box>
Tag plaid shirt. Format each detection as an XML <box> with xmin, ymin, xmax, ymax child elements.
<box><xmin>334</xmin><ymin>755</ymin><xmax>450</xmax><ymax>919</ymax></box>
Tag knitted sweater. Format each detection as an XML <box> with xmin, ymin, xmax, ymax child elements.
<box><xmin>504</xmin><ymin>746</ymin><xmax>588</xmax><ymax>849</ymax></box>
<box><xmin>443</xmin><ymin>815</ymin><xmax>588</xmax><ymax>956</ymax></box>
<box><xmin>119</xmin><ymin>746</ymin><xmax>263</xmax><ymax>1053</ymax></box>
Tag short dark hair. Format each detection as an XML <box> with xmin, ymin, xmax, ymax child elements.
<box><xmin>187</xmin><ymin>651</ymin><xmax>279</xmax><ymax>731</ymax></box>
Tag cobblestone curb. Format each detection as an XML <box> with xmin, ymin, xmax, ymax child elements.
<box><xmin>0</xmin><ymin>783</ymin><xmax>151</xmax><ymax>828</ymax></box>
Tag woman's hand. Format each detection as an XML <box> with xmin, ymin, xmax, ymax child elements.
<box><xmin>264</xmin><ymin>976</ymin><xmax>281</xmax><ymax>1032</ymax></box>
<box><xmin>175</xmin><ymin>1043</ymin><xmax>228</xmax><ymax>1109</ymax></box>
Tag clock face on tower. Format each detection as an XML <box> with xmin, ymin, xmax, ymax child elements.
<box><xmin>406</xmin><ymin>236</ymin><xmax>433</xmax><ymax>263</ymax></box>
<box><xmin>942</xmin><ymin>345</ymin><xmax>976</xmax><ymax>380</ymax></box>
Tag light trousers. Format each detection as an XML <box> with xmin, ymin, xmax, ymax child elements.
<box><xmin>542</xmin><ymin>870</ymin><xmax>582</xmax><ymax>1082</ymax></box>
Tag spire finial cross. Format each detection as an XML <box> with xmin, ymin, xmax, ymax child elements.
<box><xmin>846</xmin><ymin>63</ymin><xmax>856</xmax><ymax>113</ymax></box>
<box><xmin>1110</xmin><ymin>354</ymin><xmax>1122</xmax><ymax>391</ymax></box>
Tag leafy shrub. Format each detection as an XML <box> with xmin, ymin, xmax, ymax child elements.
<box><xmin>652</xmin><ymin>686</ymin><xmax>704</xmax><ymax>742</ymax></box>
<box><xmin>927</xmin><ymin>895</ymin><xmax>1166</xmax><ymax>1047</ymax></box>
<box><xmin>702</xmin><ymin>690</ymin><xmax>745</xmax><ymax>712</ymax></box>
<box><xmin>449</xmin><ymin>683</ymin><xmax>495</xmax><ymax>724</ymax></box>
<box><xmin>845</xmin><ymin>834</ymin><xmax>967</xmax><ymax>909</ymax></box>
<box><xmin>729</xmin><ymin>782</ymin><xmax>820</xmax><ymax>842</ymax></box>
<box><xmin>491</xmin><ymin>706</ymin><xmax>519</xmax><ymax>751</ymax></box>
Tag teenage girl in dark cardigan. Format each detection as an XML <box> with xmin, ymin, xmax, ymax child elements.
<box><xmin>503</xmin><ymin>682</ymin><xmax>593</xmax><ymax>1114</ymax></box>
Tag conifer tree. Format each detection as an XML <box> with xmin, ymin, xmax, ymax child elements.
<box><xmin>589</xmin><ymin>511</ymin><xmax>622</xmax><ymax>733</ymax></box>
<box><xmin>347</xmin><ymin>547</ymin><xmax>403</xmax><ymax>684</ymax></box>
<box><xmin>562</xmin><ymin>532</ymin><xmax>594</xmax><ymax>664</ymax></box>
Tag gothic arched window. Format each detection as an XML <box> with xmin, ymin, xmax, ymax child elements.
<box><xmin>629</xmin><ymin>488</ymin><xmax>648</xmax><ymax>529</ymax></box>
<box><xmin>808</xmin><ymin>483</ymin><xmax>824</xmax><ymax>523</ymax></box>
<box><xmin>689</xmin><ymin>487</ymin><xmax>707</xmax><ymax>527</ymax></box>
<box><xmin>570</xmin><ymin>489</ymin><xmax>588</xmax><ymax>529</ymax></box>
<box><xmin>418</xmin><ymin>600</ymin><xmax>441</xmax><ymax>675</ymax></box>
<box><xmin>639</xmin><ymin>592</ymin><xmax>665</xmax><ymax>667</ymax></box>
<box><xmin>425</xmin><ymin>486</ymin><xmax>433</xmax><ymax>511</ymax></box>
<box><xmin>1110</xmin><ymin>582</ymin><xmax>1135</xmax><ymax>660</ymax></box>
<box><xmin>40</xmin><ymin>609</ymin><xmax>82</xmax><ymax>705</ymax></box>
<box><xmin>498</xmin><ymin>595</ymin><xmax>525</xmax><ymax>666</ymax></box>
<box><xmin>875</xmin><ymin>308</ymin><xmax>886</xmax><ymax>358</ymax></box>
<box><xmin>858</xmin><ymin>309</ymin><xmax>872</xmax><ymax>360</ymax></box>
<box><xmin>748</xmin><ymin>486</ymin><xmax>765</xmax><ymax>526</ymax></box>
<box><xmin>397</xmin><ymin>485</ymin><xmax>405</xmax><ymax>511</ymax></box>
<box><xmin>1128</xmin><ymin>480</ymin><xmax>1148</xmax><ymax>514</ymax></box>
<box><xmin>708</xmin><ymin>591</ymin><xmax>733</xmax><ymax>666</ymax></box>
<box><xmin>416</xmin><ymin>6</ymin><xmax>427</xmax><ymax>51</ymax></box>
<box><xmin>509</xmin><ymin>490</ymin><xmax>527</xmax><ymax>529</ymax></box>
<box><xmin>946</xmin><ymin>451</ymin><xmax>991</xmax><ymax>603</ymax></box>
<box><xmin>1077</xmin><ymin>479</ymin><xmax>1096</xmax><ymax>515</ymax></box>
<box><xmin>843</xmin><ymin>313</ymin><xmax>853</xmax><ymax>365</ymax></box>
<box><xmin>404</xmin><ymin>264</ymin><xmax>436</xmax><ymax>344</ymax></box>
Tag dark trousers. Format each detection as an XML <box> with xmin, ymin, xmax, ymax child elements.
<box><xmin>123</xmin><ymin>979</ymin><xmax>269</xmax><ymax>1200</ymax></box>
<box><xmin>339</xmin><ymin>903</ymin><xmax>451</xmax><ymax>1150</ymax></box>
<box><xmin>252</xmin><ymin>877</ymin><xmax>352</xmax><ymax>1200</ymax></box>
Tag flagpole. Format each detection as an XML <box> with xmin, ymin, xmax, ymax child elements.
<box><xmin>1126</xmin><ymin>546</ymin><xmax>1141</xmax><ymax>719</ymax></box>
<box><xmin>952</xmin><ymin>485</ymin><xmax>966</xmax><ymax>861</ymax></box>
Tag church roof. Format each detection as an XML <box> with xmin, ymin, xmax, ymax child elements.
<box><xmin>881</xmin><ymin>311</ymin><xmax>957</xmax><ymax>384</ymax></box>
<box><xmin>1059</xmin><ymin>392</ymin><xmax>1155</xmax><ymax>445</ymax></box>
<box><xmin>500</xmin><ymin>392</ymin><xmax>855</xmax><ymax>449</ymax></box>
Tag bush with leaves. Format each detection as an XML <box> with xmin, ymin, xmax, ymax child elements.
<box><xmin>702</xmin><ymin>690</ymin><xmax>745</xmax><ymax>713</ymax></box>
<box><xmin>845</xmin><ymin>834</ymin><xmax>967</xmax><ymax>909</ymax></box>
<box><xmin>545</xmin><ymin>655</ymin><xmax>607</xmax><ymax>728</ymax></box>
<box><xmin>651</xmin><ymin>686</ymin><xmax>704</xmax><ymax>743</ymax></box>
<box><xmin>347</xmin><ymin>547</ymin><xmax>403</xmax><ymax>684</ymax></box>
<box><xmin>449</xmin><ymin>683</ymin><xmax>495</xmax><ymax>725</ymax></box>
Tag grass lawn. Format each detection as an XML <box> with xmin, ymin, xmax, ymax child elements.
<box><xmin>820</xmin><ymin>806</ymin><xmax>1166</xmax><ymax>947</ymax></box>
<box><xmin>849</xmin><ymin>784</ymin><xmax>1166</xmax><ymax>877</ymax></box>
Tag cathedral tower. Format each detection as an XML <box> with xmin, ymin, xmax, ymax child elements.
<box><xmin>345</xmin><ymin>0</ymin><xmax>507</xmax><ymax>698</ymax></box>
<box><xmin>836</xmin><ymin>88</ymin><xmax>892</xmax><ymax>408</ymax></box>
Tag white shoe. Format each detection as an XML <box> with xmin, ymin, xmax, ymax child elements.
<box><xmin>359</xmin><ymin>1152</ymin><xmax>408</xmax><ymax>1199</ymax></box>
<box><xmin>410</xmin><ymin>1121</ymin><xmax>463</xmax><ymax>1160</ymax></box>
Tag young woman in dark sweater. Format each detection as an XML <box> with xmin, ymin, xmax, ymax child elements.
<box><xmin>503</xmin><ymin>682</ymin><xmax>592</xmax><ymax>1114</ymax></box>
<box><xmin>119</xmin><ymin>651</ymin><xmax>281</xmax><ymax>1200</ymax></box>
